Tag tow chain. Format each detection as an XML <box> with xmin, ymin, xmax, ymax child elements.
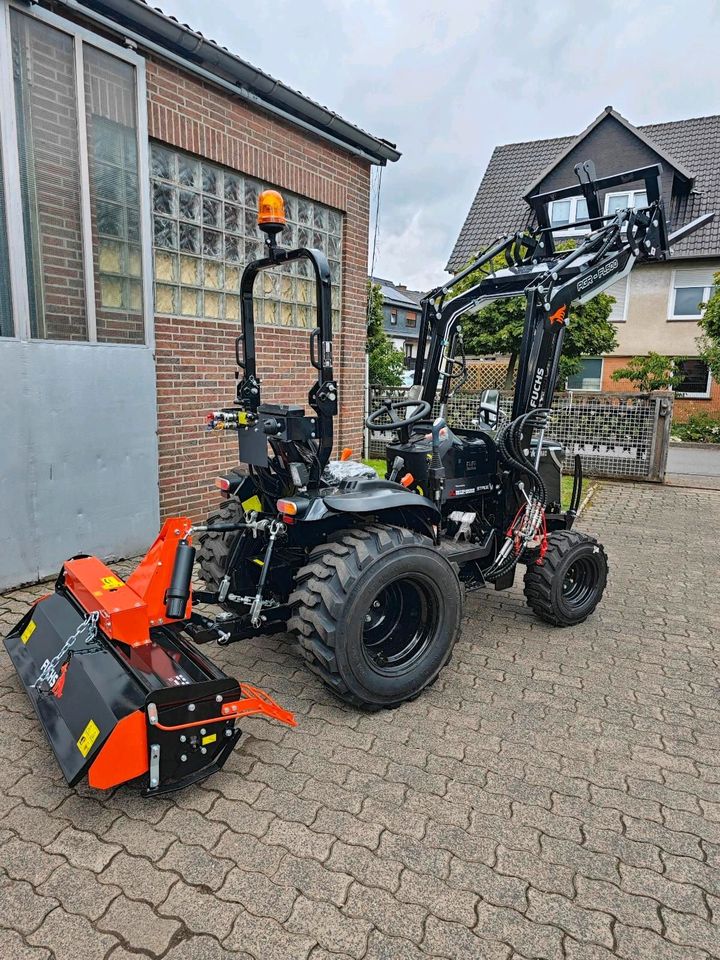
<box><xmin>32</xmin><ymin>611</ymin><xmax>101</xmax><ymax>693</ymax></box>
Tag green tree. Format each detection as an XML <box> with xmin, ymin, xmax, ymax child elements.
<box><xmin>610</xmin><ymin>352</ymin><xmax>684</xmax><ymax>392</ymax></box>
<box><xmin>367</xmin><ymin>280</ymin><xmax>405</xmax><ymax>386</ymax></box>
<box><xmin>451</xmin><ymin>251</ymin><xmax>618</xmax><ymax>388</ymax></box>
<box><xmin>697</xmin><ymin>272</ymin><xmax>720</xmax><ymax>381</ymax></box>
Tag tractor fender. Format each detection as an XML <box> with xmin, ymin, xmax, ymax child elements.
<box><xmin>322</xmin><ymin>480</ymin><xmax>440</xmax><ymax>518</ymax></box>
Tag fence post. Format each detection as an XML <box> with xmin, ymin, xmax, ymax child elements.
<box><xmin>650</xmin><ymin>392</ymin><xmax>673</xmax><ymax>482</ymax></box>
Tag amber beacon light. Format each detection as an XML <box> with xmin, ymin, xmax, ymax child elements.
<box><xmin>258</xmin><ymin>189</ymin><xmax>286</xmax><ymax>231</ymax></box>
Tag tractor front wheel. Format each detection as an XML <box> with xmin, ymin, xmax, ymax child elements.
<box><xmin>289</xmin><ymin>525</ymin><xmax>462</xmax><ymax>710</ymax></box>
<box><xmin>524</xmin><ymin>530</ymin><xmax>608</xmax><ymax>626</ymax></box>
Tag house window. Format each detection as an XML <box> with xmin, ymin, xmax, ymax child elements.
<box><xmin>404</xmin><ymin>342</ymin><xmax>416</xmax><ymax>359</ymax></box>
<box><xmin>674</xmin><ymin>359</ymin><xmax>711</xmax><ymax>398</ymax></box>
<box><xmin>604</xmin><ymin>190</ymin><xmax>648</xmax><ymax>216</ymax></box>
<box><xmin>669</xmin><ymin>266</ymin><xmax>717</xmax><ymax>320</ymax></box>
<box><xmin>390</xmin><ymin>308</ymin><xmax>397</xmax><ymax>324</ymax></box>
<box><xmin>605</xmin><ymin>276</ymin><xmax>629</xmax><ymax>323</ymax></box>
<box><xmin>406</xmin><ymin>312</ymin><xmax>416</xmax><ymax>328</ymax></box>
<box><xmin>567</xmin><ymin>357</ymin><xmax>603</xmax><ymax>391</ymax></box>
<box><xmin>549</xmin><ymin>196</ymin><xmax>588</xmax><ymax>232</ymax></box>
<box><xmin>10</xmin><ymin>9</ymin><xmax>148</xmax><ymax>343</ymax></box>
<box><xmin>150</xmin><ymin>145</ymin><xmax>342</xmax><ymax>329</ymax></box>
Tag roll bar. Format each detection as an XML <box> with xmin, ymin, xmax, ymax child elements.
<box><xmin>235</xmin><ymin>241</ymin><xmax>337</xmax><ymax>477</ymax></box>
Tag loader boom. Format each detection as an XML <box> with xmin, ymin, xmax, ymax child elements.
<box><xmin>413</xmin><ymin>161</ymin><xmax>713</xmax><ymax>419</ymax></box>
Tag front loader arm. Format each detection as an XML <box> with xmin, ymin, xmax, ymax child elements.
<box><xmin>416</xmin><ymin>160</ymin><xmax>713</xmax><ymax>421</ymax></box>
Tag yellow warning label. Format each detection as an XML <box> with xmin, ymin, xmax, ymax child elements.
<box><xmin>237</xmin><ymin>411</ymin><xmax>249</xmax><ymax>425</ymax></box>
<box><xmin>21</xmin><ymin>620</ymin><xmax>36</xmax><ymax>645</ymax></box>
<box><xmin>101</xmin><ymin>575</ymin><xmax>124</xmax><ymax>591</ymax></box>
<box><xmin>77</xmin><ymin>719</ymin><xmax>100</xmax><ymax>757</ymax></box>
<box><xmin>202</xmin><ymin>733</ymin><xmax>217</xmax><ymax>746</ymax></box>
<box><xmin>242</xmin><ymin>495</ymin><xmax>262</xmax><ymax>514</ymax></box>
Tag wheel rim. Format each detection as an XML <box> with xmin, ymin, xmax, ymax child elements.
<box><xmin>562</xmin><ymin>556</ymin><xmax>598</xmax><ymax>607</ymax></box>
<box><xmin>362</xmin><ymin>576</ymin><xmax>438</xmax><ymax>675</ymax></box>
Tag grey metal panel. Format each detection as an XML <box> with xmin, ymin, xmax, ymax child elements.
<box><xmin>0</xmin><ymin>341</ymin><xmax>159</xmax><ymax>589</ymax></box>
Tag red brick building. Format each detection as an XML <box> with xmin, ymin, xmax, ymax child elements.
<box><xmin>0</xmin><ymin>0</ymin><xmax>398</xmax><ymax>588</ymax></box>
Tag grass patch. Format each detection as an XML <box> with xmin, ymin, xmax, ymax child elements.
<box><xmin>362</xmin><ymin>458</ymin><xmax>386</xmax><ymax>476</ymax></box>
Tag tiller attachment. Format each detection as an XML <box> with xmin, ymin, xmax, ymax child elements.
<box><xmin>3</xmin><ymin>518</ymin><xmax>295</xmax><ymax>796</ymax></box>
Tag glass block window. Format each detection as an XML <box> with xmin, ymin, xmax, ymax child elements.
<box><xmin>150</xmin><ymin>144</ymin><xmax>342</xmax><ymax>330</ymax></box>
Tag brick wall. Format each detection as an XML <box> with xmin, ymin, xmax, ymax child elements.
<box><xmin>602</xmin><ymin>355</ymin><xmax>720</xmax><ymax>420</ymax></box>
<box><xmin>146</xmin><ymin>59</ymin><xmax>371</xmax><ymax>520</ymax></box>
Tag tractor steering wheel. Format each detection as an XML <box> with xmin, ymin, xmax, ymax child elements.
<box><xmin>365</xmin><ymin>398</ymin><xmax>432</xmax><ymax>432</ymax></box>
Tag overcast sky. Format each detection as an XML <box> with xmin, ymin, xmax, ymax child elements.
<box><xmin>157</xmin><ymin>0</ymin><xmax>719</xmax><ymax>290</ymax></box>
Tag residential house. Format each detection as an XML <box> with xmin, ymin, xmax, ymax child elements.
<box><xmin>0</xmin><ymin>0</ymin><xmax>398</xmax><ymax>588</ymax></box>
<box><xmin>448</xmin><ymin>106</ymin><xmax>720</xmax><ymax>418</ymax></box>
<box><xmin>371</xmin><ymin>276</ymin><xmax>424</xmax><ymax>379</ymax></box>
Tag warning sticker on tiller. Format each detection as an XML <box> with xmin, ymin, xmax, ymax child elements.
<box><xmin>77</xmin><ymin>719</ymin><xmax>100</xmax><ymax>757</ymax></box>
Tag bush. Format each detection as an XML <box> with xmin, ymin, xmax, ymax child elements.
<box><xmin>672</xmin><ymin>412</ymin><xmax>720</xmax><ymax>443</ymax></box>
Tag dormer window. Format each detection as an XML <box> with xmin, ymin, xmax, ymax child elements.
<box><xmin>604</xmin><ymin>190</ymin><xmax>648</xmax><ymax>215</ymax></box>
<box><xmin>549</xmin><ymin>196</ymin><xmax>589</xmax><ymax>233</ymax></box>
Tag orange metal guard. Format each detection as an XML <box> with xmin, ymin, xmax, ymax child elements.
<box><xmin>150</xmin><ymin>684</ymin><xmax>297</xmax><ymax>733</ymax></box>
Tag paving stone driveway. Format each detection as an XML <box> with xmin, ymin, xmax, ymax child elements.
<box><xmin>1</xmin><ymin>480</ymin><xmax>719</xmax><ymax>960</ymax></box>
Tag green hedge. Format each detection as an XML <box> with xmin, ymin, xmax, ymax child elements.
<box><xmin>672</xmin><ymin>412</ymin><xmax>720</xmax><ymax>444</ymax></box>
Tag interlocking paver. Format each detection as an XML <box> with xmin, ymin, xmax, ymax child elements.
<box><xmin>97</xmin><ymin>894</ymin><xmax>181</xmax><ymax>956</ymax></box>
<box><xmin>343</xmin><ymin>881</ymin><xmax>427</xmax><ymax>942</ymax></box>
<box><xmin>288</xmin><ymin>895</ymin><xmax>372</xmax><ymax>958</ymax></box>
<box><xmin>27</xmin><ymin>907</ymin><xmax>118</xmax><ymax>960</ymax></box>
<box><xmin>3</xmin><ymin>480</ymin><xmax>720</xmax><ymax>959</ymax></box>
<box><xmin>98</xmin><ymin>850</ymin><xmax>178</xmax><ymax>906</ymax></box>
<box><xmin>160</xmin><ymin>878</ymin><xmax>239</xmax><ymax>939</ymax></box>
<box><xmin>425</xmin><ymin>915</ymin><xmax>512</xmax><ymax>959</ymax></box>
<box><xmin>0</xmin><ymin>927</ymin><xmax>51</xmax><ymax>960</ymax></box>
<box><xmin>0</xmin><ymin>875</ymin><xmax>58</xmax><ymax>935</ymax></box>
<box><xmin>37</xmin><ymin>864</ymin><xmax>120</xmax><ymax>921</ymax></box>
<box><xmin>157</xmin><ymin>840</ymin><xmax>234</xmax><ymax>890</ymax></box>
<box><xmin>0</xmin><ymin>835</ymin><xmax>66</xmax><ymax>885</ymax></box>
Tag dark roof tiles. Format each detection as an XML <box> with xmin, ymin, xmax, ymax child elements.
<box><xmin>447</xmin><ymin>113</ymin><xmax>720</xmax><ymax>270</ymax></box>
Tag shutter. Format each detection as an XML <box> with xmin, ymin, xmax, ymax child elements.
<box><xmin>674</xmin><ymin>263</ymin><xmax>720</xmax><ymax>288</ymax></box>
<box><xmin>605</xmin><ymin>276</ymin><xmax>628</xmax><ymax>322</ymax></box>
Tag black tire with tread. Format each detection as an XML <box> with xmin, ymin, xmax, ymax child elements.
<box><xmin>288</xmin><ymin>524</ymin><xmax>462</xmax><ymax>710</ymax></box>
<box><xmin>524</xmin><ymin>529</ymin><xmax>608</xmax><ymax>627</ymax></box>
<box><xmin>196</xmin><ymin>499</ymin><xmax>244</xmax><ymax>590</ymax></box>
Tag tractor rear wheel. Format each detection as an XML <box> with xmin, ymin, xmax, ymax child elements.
<box><xmin>524</xmin><ymin>530</ymin><xmax>608</xmax><ymax>626</ymax></box>
<box><xmin>289</xmin><ymin>524</ymin><xmax>462</xmax><ymax>710</ymax></box>
<box><xmin>196</xmin><ymin>499</ymin><xmax>243</xmax><ymax>590</ymax></box>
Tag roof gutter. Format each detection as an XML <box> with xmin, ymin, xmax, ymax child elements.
<box><xmin>50</xmin><ymin>0</ymin><xmax>400</xmax><ymax>165</ymax></box>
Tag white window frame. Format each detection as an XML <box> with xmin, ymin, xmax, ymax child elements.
<box><xmin>603</xmin><ymin>189</ymin><xmax>648</xmax><ymax>216</ymax></box>
<box><xmin>0</xmin><ymin>0</ymin><xmax>153</xmax><ymax>347</ymax></box>
<box><xmin>567</xmin><ymin>357</ymin><xmax>604</xmax><ymax>392</ymax></box>
<box><xmin>549</xmin><ymin>196</ymin><xmax>589</xmax><ymax>235</ymax></box>
<box><xmin>672</xmin><ymin>358</ymin><xmax>712</xmax><ymax>399</ymax></box>
<box><xmin>667</xmin><ymin>269</ymin><xmax>715</xmax><ymax>321</ymax></box>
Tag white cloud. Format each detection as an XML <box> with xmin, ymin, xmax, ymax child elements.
<box><xmin>154</xmin><ymin>0</ymin><xmax>720</xmax><ymax>289</ymax></box>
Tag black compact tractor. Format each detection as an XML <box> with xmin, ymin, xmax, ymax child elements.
<box><xmin>197</xmin><ymin>163</ymin><xmax>712</xmax><ymax>710</ymax></box>
<box><xmin>5</xmin><ymin>166</ymin><xmax>713</xmax><ymax>795</ymax></box>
